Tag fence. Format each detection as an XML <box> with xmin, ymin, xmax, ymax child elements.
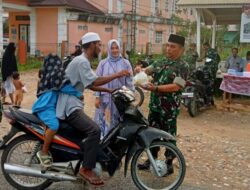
<box><xmin>0</xmin><ymin>41</ymin><xmax>167</xmax><ymax>63</ymax></box>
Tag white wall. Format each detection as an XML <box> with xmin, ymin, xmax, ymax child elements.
<box><xmin>29</xmin><ymin>8</ymin><xmax>36</xmax><ymax>55</ymax></box>
<box><xmin>58</xmin><ymin>8</ymin><xmax>67</xmax><ymax>43</ymax></box>
<box><xmin>0</xmin><ymin>0</ymin><xmax>3</xmax><ymax>56</ymax></box>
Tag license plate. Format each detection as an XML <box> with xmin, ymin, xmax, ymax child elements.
<box><xmin>182</xmin><ymin>92</ymin><xmax>194</xmax><ymax>98</ymax></box>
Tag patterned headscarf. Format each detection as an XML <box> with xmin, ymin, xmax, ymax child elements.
<box><xmin>107</xmin><ymin>39</ymin><xmax>122</xmax><ymax>62</ymax></box>
<box><xmin>37</xmin><ymin>54</ymin><xmax>65</xmax><ymax>96</ymax></box>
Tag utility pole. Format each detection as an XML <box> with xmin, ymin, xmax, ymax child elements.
<box><xmin>131</xmin><ymin>0</ymin><xmax>136</xmax><ymax>52</ymax></box>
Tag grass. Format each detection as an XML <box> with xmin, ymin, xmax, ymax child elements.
<box><xmin>17</xmin><ymin>57</ymin><xmax>43</xmax><ymax>72</ymax></box>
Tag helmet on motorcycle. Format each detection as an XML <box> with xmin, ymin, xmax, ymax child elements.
<box><xmin>112</xmin><ymin>87</ymin><xmax>135</xmax><ymax>114</ymax></box>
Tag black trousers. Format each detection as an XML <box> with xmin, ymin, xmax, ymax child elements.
<box><xmin>66</xmin><ymin>109</ymin><xmax>101</xmax><ymax>169</ymax></box>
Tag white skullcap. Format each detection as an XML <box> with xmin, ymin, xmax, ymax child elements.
<box><xmin>81</xmin><ymin>32</ymin><xmax>101</xmax><ymax>45</ymax></box>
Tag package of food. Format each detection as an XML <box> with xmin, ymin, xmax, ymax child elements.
<box><xmin>133</xmin><ymin>71</ymin><xmax>149</xmax><ymax>86</ymax></box>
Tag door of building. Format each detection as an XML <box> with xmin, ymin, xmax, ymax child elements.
<box><xmin>19</xmin><ymin>24</ymin><xmax>30</xmax><ymax>52</ymax></box>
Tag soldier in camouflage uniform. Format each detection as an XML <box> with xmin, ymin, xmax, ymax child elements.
<box><xmin>203</xmin><ymin>42</ymin><xmax>220</xmax><ymax>80</ymax></box>
<box><xmin>183</xmin><ymin>43</ymin><xmax>199</xmax><ymax>71</ymax></box>
<box><xmin>137</xmin><ymin>34</ymin><xmax>189</xmax><ymax>173</ymax></box>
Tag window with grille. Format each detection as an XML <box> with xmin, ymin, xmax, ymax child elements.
<box><xmin>174</xmin><ymin>0</ymin><xmax>179</xmax><ymax>11</ymax></box>
<box><xmin>105</xmin><ymin>27</ymin><xmax>113</xmax><ymax>32</ymax></box>
<box><xmin>78</xmin><ymin>25</ymin><xmax>88</xmax><ymax>30</ymax></box>
<box><xmin>155</xmin><ymin>31</ymin><xmax>163</xmax><ymax>43</ymax></box>
<box><xmin>165</xmin><ymin>0</ymin><xmax>168</xmax><ymax>11</ymax></box>
<box><xmin>190</xmin><ymin>9</ymin><xmax>193</xmax><ymax>15</ymax></box>
<box><xmin>155</xmin><ymin>0</ymin><xmax>159</xmax><ymax>12</ymax></box>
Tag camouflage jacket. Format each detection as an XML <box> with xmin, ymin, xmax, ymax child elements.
<box><xmin>206</xmin><ymin>48</ymin><xmax>220</xmax><ymax>63</ymax></box>
<box><xmin>205</xmin><ymin>48</ymin><xmax>221</xmax><ymax>78</ymax></box>
<box><xmin>148</xmin><ymin>57</ymin><xmax>189</xmax><ymax>117</ymax></box>
<box><xmin>183</xmin><ymin>49</ymin><xmax>199</xmax><ymax>71</ymax></box>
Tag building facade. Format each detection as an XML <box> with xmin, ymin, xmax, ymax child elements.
<box><xmin>0</xmin><ymin>0</ymin><xmax>194</xmax><ymax>57</ymax></box>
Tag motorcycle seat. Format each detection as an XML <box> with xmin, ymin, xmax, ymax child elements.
<box><xmin>14</xmin><ymin>108</ymin><xmax>43</xmax><ymax>125</ymax></box>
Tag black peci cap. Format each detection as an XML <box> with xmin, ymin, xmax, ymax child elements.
<box><xmin>168</xmin><ymin>34</ymin><xmax>185</xmax><ymax>46</ymax></box>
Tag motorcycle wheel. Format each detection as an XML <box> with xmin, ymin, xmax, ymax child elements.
<box><xmin>188</xmin><ymin>99</ymin><xmax>198</xmax><ymax>117</ymax></box>
<box><xmin>1</xmin><ymin>135</ymin><xmax>52</xmax><ymax>190</ymax></box>
<box><xmin>132</xmin><ymin>86</ymin><xmax>145</xmax><ymax>107</ymax></box>
<box><xmin>131</xmin><ymin>141</ymin><xmax>186</xmax><ymax>190</ymax></box>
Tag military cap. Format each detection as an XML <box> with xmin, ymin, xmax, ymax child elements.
<box><xmin>168</xmin><ymin>34</ymin><xmax>185</xmax><ymax>46</ymax></box>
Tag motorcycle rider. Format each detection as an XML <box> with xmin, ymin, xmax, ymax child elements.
<box><xmin>56</xmin><ymin>32</ymin><xmax>130</xmax><ymax>186</ymax></box>
<box><xmin>202</xmin><ymin>42</ymin><xmax>220</xmax><ymax>80</ymax></box>
<box><xmin>135</xmin><ymin>34</ymin><xmax>189</xmax><ymax>173</ymax></box>
<box><xmin>184</xmin><ymin>43</ymin><xmax>199</xmax><ymax>71</ymax></box>
<box><xmin>202</xmin><ymin>42</ymin><xmax>220</xmax><ymax>104</ymax></box>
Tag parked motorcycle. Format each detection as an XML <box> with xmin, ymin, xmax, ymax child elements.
<box><xmin>182</xmin><ymin>59</ymin><xmax>214</xmax><ymax>117</ymax></box>
<box><xmin>1</xmin><ymin>88</ymin><xmax>186</xmax><ymax>190</ymax></box>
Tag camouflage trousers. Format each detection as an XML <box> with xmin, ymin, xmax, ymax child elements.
<box><xmin>148</xmin><ymin>110</ymin><xmax>177</xmax><ymax>159</ymax></box>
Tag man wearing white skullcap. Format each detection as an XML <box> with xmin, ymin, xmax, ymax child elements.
<box><xmin>81</xmin><ymin>32</ymin><xmax>101</xmax><ymax>45</ymax></box>
<box><xmin>56</xmin><ymin>32</ymin><xmax>130</xmax><ymax>186</ymax></box>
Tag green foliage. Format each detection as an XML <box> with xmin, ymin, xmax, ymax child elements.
<box><xmin>90</xmin><ymin>53</ymin><xmax>109</xmax><ymax>69</ymax></box>
<box><xmin>17</xmin><ymin>57</ymin><xmax>43</xmax><ymax>71</ymax></box>
<box><xmin>129</xmin><ymin>53</ymin><xmax>143</xmax><ymax>66</ymax></box>
<box><xmin>90</xmin><ymin>58</ymin><xmax>99</xmax><ymax>69</ymax></box>
<box><xmin>200</xmin><ymin>26</ymin><xmax>212</xmax><ymax>44</ymax></box>
<box><xmin>129</xmin><ymin>53</ymin><xmax>164</xmax><ymax>67</ymax></box>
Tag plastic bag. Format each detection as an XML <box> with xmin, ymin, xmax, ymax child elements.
<box><xmin>22</xmin><ymin>85</ymin><xmax>28</xmax><ymax>93</ymax></box>
<box><xmin>133</xmin><ymin>71</ymin><xmax>149</xmax><ymax>86</ymax></box>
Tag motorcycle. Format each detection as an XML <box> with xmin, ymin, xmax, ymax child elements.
<box><xmin>182</xmin><ymin>58</ymin><xmax>214</xmax><ymax>117</ymax></box>
<box><xmin>1</xmin><ymin>88</ymin><xmax>186</xmax><ymax>190</ymax></box>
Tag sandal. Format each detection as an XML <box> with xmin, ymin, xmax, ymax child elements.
<box><xmin>79</xmin><ymin>168</ymin><xmax>104</xmax><ymax>187</ymax></box>
<box><xmin>36</xmin><ymin>150</ymin><xmax>53</xmax><ymax>168</ymax></box>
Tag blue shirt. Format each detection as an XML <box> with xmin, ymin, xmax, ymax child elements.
<box><xmin>226</xmin><ymin>55</ymin><xmax>243</xmax><ymax>72</ymax></box>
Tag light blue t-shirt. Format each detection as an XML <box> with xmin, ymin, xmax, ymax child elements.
<box><xmin>56</xmin><ymin>54</ymin><xmax>97</xmax><ymax>119</ymax></box>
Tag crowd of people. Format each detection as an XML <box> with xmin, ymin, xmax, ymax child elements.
<box><xmin>1</xmin><ymin>32</ymin><xmax>250</xmax><ymax>187</ymax></box>
<box><xmin>184</xmin><ymin>42</ymin><xmax>250</xmax><ymax>74</ymax></box>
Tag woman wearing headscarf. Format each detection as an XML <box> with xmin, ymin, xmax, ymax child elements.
<box><xmin>94</xmin><ymin>39</ymin><xmax>134</xmax><ymax>138</ymax></box>
<box><xmin>32</xmin><ymin>53</ymin><xmax>82</xmax><ymax>167</ymax></box>
<box><xmin>1</xmin><ymin>42</ymin><xmax>18</xmax><ymax>104</ymax></box>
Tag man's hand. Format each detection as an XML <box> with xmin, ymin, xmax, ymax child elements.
<box><xmin>141</xmin><ymin>82</ymin><xmax>156</xmax><ymax>91</ymax></box>
<box><xmin>95</xmin><ymin>97</ymin><xmax>101</xmax><ymax>108</ymax></box>
<box><xmin>107</xmin><ymin>88</ymin><xmax>114</xmax><ymax>93</ymax></box>
<box><xmin>116</xmin><ymin>70</ymin><xmax>130</xmax><ymax>77</ymax></box>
